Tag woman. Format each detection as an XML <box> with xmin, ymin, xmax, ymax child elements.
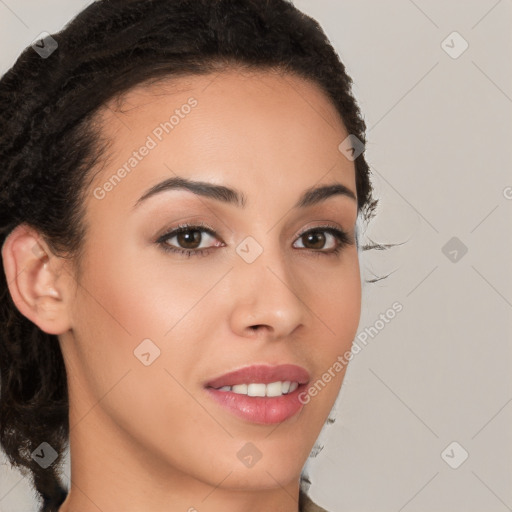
<box><xmin>0</xmin><ymin>0</ymin><xmax>378</xmax><ymax>510</ymax></box>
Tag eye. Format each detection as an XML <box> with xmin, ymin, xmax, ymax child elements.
<box><xmin>156</xmin><ymin>222</ymin><xmax>352</xmax><ymax>258</ymax></box>
<box><xmin>293</xmin><ymin>225</ymin><xmax>352</xmax><ymax>256</ymax></box>
<box><xmin>156</xmin><ymin>221</ymin><xmax>223</xmax><ymax>258</ymax></box>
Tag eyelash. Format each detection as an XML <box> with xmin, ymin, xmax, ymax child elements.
<box><xmin>156</xmin><ymin>221</ymin><xmax>352</xmax><ymax>258</ymax></box>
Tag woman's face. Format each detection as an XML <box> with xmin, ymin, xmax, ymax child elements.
<box><xmin>60</xmin><ymin>69</ymin><xmax>361</xmax><ymax>500</ymax></box>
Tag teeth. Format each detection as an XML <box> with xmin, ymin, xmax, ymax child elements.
<box><xmin>231</xmin><ymin>384</ymin><xmax>248</xmax><ymax>394</ymax></box>
<box><xmin>248</xmin><ymin>383</ymin><xmax>266</xmax><ymax>397</ymax></box>
<box><xmin>214</xmin><ymin>381</ymin><xmax>300</xmax><ymax>396</ymax></box>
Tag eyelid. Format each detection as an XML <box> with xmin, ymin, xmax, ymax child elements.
<box><xmin>156</xmin><ymin>220</ymin><xmax>218</xmax><ymax>240</ymax></box>
<box><xmin>157</xmin><ymin>220</ymin><xmax>350</xmax><ymax>242</ymax></box>
<box><xmin>295</xmin><ymin>221</ymin><xmax>350</xmax><ymax>239</ymax></box>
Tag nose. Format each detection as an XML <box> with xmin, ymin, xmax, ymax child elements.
<box><xmin>228</xmin><ymin>240</ymin><xmax>309</xmax><ymax>341</ymax></box>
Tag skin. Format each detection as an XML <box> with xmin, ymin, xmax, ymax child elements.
<box><xmin>2</xmin><ymin>68</ymin><xmax>361</xmax><ymax>512</ymax></box>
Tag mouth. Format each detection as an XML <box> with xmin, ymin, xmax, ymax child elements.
<box><xmin>204</xmin><ymin>382</ymin><xmax>309</xmax><ymax>425</ymax></box>
<box><xmin>203</xmin><ymin>364</ymin><xmax>310</xmax><ymax>425</ymax></box>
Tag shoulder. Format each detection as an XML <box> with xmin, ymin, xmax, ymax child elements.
<box><xmin>299</xmin><ymin>489</ymin><xmax>330</xmax><ymax>512</ymax></box>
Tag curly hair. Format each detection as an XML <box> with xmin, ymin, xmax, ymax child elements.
<box><xmin>0</xmin><ymin>0</ymin><xmax>379</xmax><ymax>510</ymax></box>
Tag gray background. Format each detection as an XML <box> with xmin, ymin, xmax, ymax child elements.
<box><xmin>1</xmin><ymin>1</ymin><xmax>511</xmax><ymax>511</ymax></box>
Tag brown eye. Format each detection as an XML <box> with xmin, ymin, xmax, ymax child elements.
<box><xmin>157</xmin><ymin>223</ymin><xmax>350</xmax><ymax>258</ymax></box>
<box><xmin>157</xmin><ymin>224</ymin><xmax>221</xmax><ymax>255</ymax></box>
<box><xmin>176</xmin><ymin>229</ymin><xmax>202</xmax><ymax>249</ymax></box>
<box><xmin>301</xmin><ymin>231</ymin><xmax>326</xmax><ymax>250</ymax></box>
<box><xmin>294</xmin><ymin>228</ymin><xmax>345</xmax><ymax>252</ymax></box>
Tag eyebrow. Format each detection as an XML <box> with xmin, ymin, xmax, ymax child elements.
<box><xmin>132</xmin><ymin>176</ymin><xmax>357</xmax><ymax>210</ymax></box>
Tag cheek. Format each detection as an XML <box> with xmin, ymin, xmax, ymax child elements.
<box><xmin>67</xmin><ymin>244</ymin><xmax>214</xmax><ymax>443</ymax></box>
<box><xmin>301</xmin><ymin>251</ymin><xmax>361</xmax><ymax>408</ymax></box>
<box><xmin>310</xmin><ymin>249</ymin><xmax>362</xmax><ymax>345</ymax></box>
<box><xmin>68</xmin><ymin>238</ymin><xmax>221</xmax><ymax>417</ymax></box>
<box><xmin>76</xmin><ymin>241</ymin><xmax>213</xmax><ymax>342</ymax></box>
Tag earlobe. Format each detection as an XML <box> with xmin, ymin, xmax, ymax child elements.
<box><xmin>1</xmin><ymin>223</ymin><xmax>72</xmax><ymax>335</ymax></box>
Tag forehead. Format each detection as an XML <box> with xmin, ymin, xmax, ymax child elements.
<box><xmin>86</xmin><ymin>68</ymin><xmax>355</xmax><ymax>214</ymax></box>
<box><xmin>96</xmin><ymin>67</ymin><xmax>348</xmax><ymax>151</ymax></box>
<box><xmin>104</xmin><ymin>67</ymin><xmax>342</xmax><ymax>123</ymax></box>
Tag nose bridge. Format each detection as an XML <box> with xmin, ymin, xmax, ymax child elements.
<box><xmin>229</xmin><ymin>231</ymin><xmax>307</xmax><ymax>335</ymax></box>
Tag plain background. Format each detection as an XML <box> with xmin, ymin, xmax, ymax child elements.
<box><xmin>1</xmin><ymin>1</ymin><xmax>511</xmax><ymax>511</ymax></box>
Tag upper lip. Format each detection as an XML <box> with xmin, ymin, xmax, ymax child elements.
<box><xmin>204</xmin><ymin>364</ymin><xmax>310</xmax><ymax>389</ymax></box>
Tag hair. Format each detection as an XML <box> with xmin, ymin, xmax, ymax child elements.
<box><xmin>0</xmin><ymin>0</ymin><xmax>380</xmax><ymax>510</ymax></box>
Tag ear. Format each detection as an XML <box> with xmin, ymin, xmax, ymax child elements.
<box><xmin>1</xmin><ymin>223</ymin><xmax>73</xmax><ymax>335</ymax></box>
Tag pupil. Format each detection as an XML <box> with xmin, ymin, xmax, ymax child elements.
<box><xmin>305</xmin><ymin>232</ymin><xmax>325</xmax><ymax>249</ymax></box>
<box><xmin>178</xmin><ymin>229</ymin><xmax>201</xmax><ymax>249</ymax></box>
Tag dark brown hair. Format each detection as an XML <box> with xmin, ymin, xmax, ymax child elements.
<box><xmin>0</xmin><ymin>1</ymin><xmax>378</xmax><ymax>510</ymax></box>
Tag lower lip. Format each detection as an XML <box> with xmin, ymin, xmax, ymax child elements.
<box><xmin>204</xmin><ymin>384</ymin><xmax>308</xmax><ymax>425</ymax></box>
